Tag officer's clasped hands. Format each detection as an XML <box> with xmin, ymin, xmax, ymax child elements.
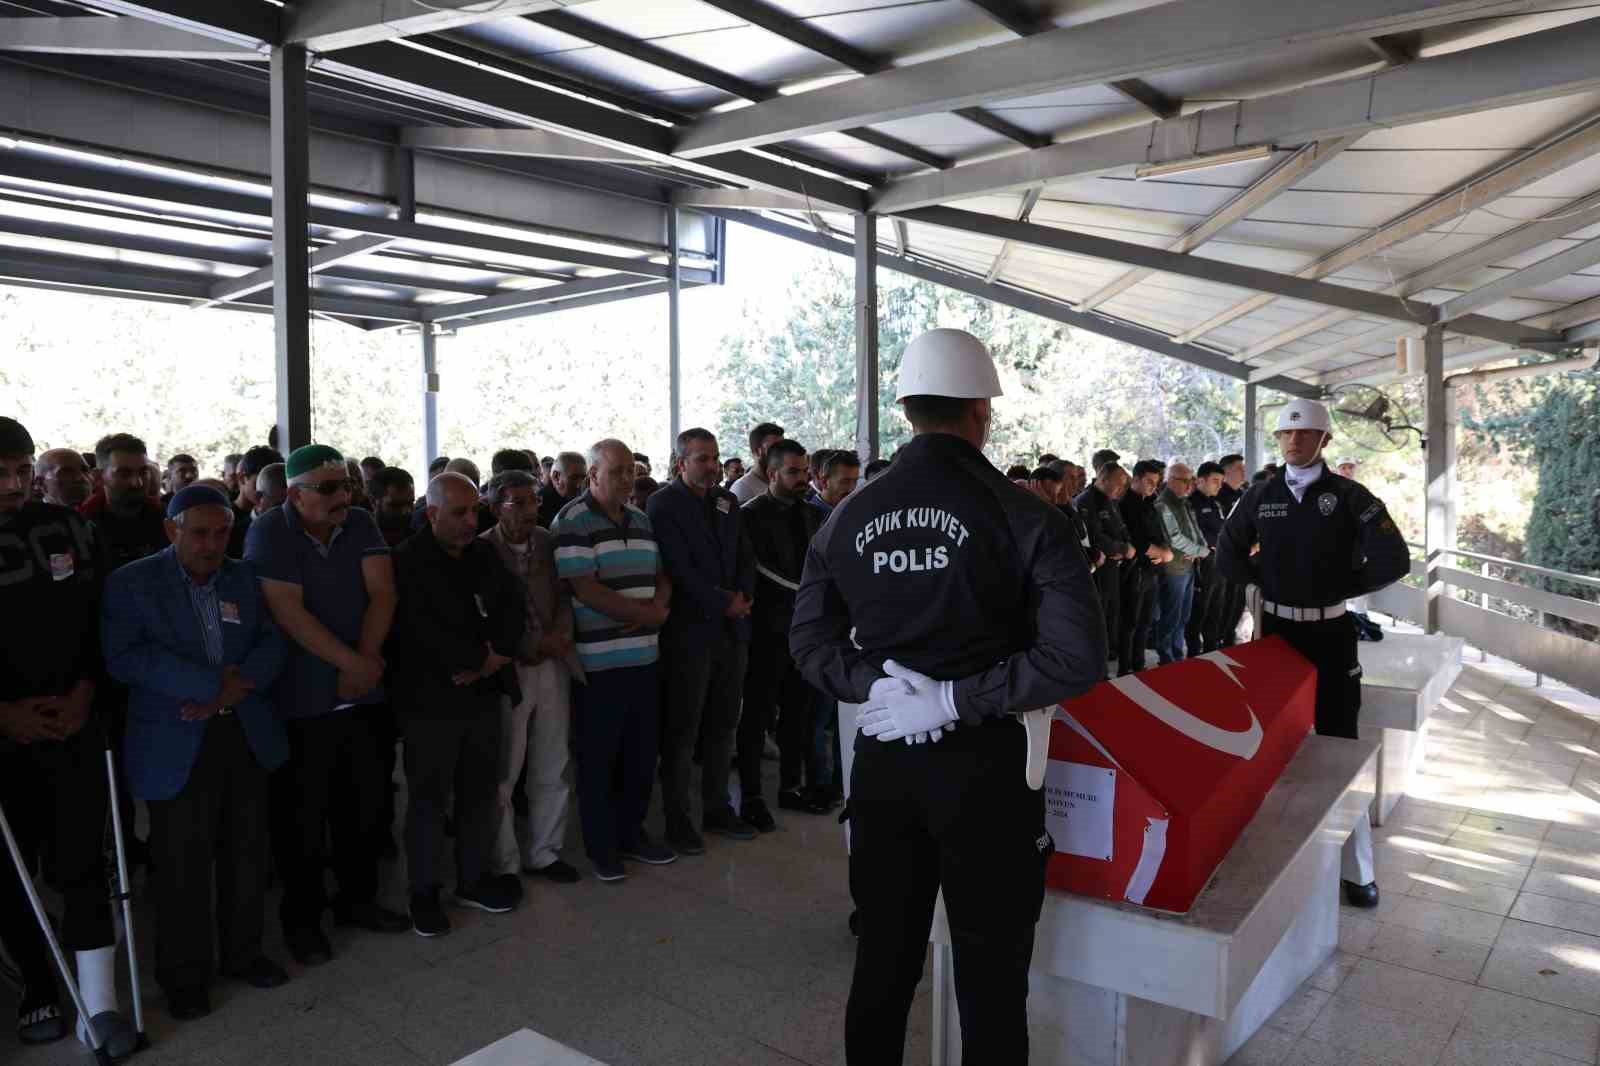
<box><xmin>858</xmin><ymin>659</ymin><xmax>959</xmax><ymax>745</ymax></box>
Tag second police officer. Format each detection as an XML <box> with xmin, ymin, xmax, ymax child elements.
<box><xmin>1216</xmin><ymin>397</ymin><xmax>1410</xmax><ymax>908</ymax></box>
<box><xmin>791</xmin><ymin>329</ymin><xmax>1106</xmax><ymax>1065</ymax></box>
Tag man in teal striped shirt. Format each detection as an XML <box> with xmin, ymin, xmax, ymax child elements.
<box><xmin>552</xmin><ymin>439</ymin><xmax>675</xmax><ymax>882</ymax></box>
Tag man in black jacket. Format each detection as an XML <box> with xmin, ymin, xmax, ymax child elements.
<box><xmin>1214</xmin><ymin>453</ymin><xmax>1248</xmax><ymax>646</ymax></box>
<box><xmin>1118</xmin><ymin>460</ymin><xmax>1172</xmax><ymax>675</ymax></box>
<box><xmin>739</xmin><ymin>439</ymin><xmax>826</xmax><ymax>828</ymax></box>
<box><xmin>1186</xmin><ymin>461</ymin><xmax>1228</xmax><ymax>655</ymax></box>
<box><xmin>1075</xmin><ymin>463</ymin><xmax>1134</xmax><ymax>677</ymax></box>
<box><xmin>390</xmin><ymin>472</ymin><xmax>526</xmax><ymax>936</ymax></box>
<box><xmin>537</xmin><ymin>452</ymin><xmax>586</xmax><ymax>530</ymax></box>
<box><xmin>646</xmin><ymin>429</ymin><xmax>757</xmax><ymax>852</ymax></box>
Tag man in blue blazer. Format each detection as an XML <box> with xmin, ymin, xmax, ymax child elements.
<box><xmin>102</xmin><ymin>485</ymin><xmax>290</xmax><ymax>1022</ymax></box>
<box><xmin>646</xmin><ymin>428</ymin><xmax>756</xmax><ymax>853</ymax></box>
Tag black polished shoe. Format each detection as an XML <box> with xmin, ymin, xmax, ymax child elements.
<box><xmin>1342</xmin><ymin>879</ymin><xmax>1380</xmax><ymax>909</ymax></box>
<box><xmin>285</xmin><ymin>926</ymin><xmax>334</xmax><ymax>967</ymax></box>
<box><xmin>778</xmin><ymin>788</ymin><xmax>831</xmax><ymax>815</ymax></box>
<box><xmin>165</xmin><ymin>986</ymin><xmax>212</xmax><ymax>1022</ymax></box>
<box><xmin>741</xmin><ymin>799</ymin><xmax>777</xmax><ymax>834</ymax></box>
<box><xmin>223</xmin><ymin>955</ymin><xmax>290</xmax><ymax>989</ymax></box>
<box><xmin>334</xmin><ymin>901</ymin><xmax>413</xmax><ymax>934</ymax></box>
<box><xmin>523</xmin><ymin>858</ymin><xmax>582</xmax><ymax>883</ymax></box>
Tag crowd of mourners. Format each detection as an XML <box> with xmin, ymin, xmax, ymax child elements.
<box><xmin>0</xmin><ymin>410</ymin><xmax>1316</xmax><ymax>1059</ymax></box>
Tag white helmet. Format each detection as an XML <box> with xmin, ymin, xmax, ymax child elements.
<box><xmin>1335</xmin><ymin>456</ymin><xmax>1358</xmax><ymax>468</ymax></box>
<box><xmin>1274</xmin><ymin>398</ymin><xmax>1332</xmax><ymax>434</ymax></box>
<box><xmin>895</xmin><ymin>329</ymin><xmax>1004</xmax><ymax>401</ymax></box>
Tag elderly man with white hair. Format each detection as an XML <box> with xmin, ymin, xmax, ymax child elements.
<box><xmin>245</xmin><ymin>444</ymin><xmax>409</xmax><ymax>967</ymax></box>
<box><xmin>390</xmin><ymin>472</ymin><xmax>527</xmax><ymax>935</ymax></box>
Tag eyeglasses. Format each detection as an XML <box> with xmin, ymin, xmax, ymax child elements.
<box><xmin>305</xmin><ymin>478</ymin><xmax>354</xmax><ymax>496</ymax></box>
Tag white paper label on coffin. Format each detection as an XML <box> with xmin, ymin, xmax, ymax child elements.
<box><xmin>1042</xmin><ymin>761</ymin><xmax>1115</xmax><ymax>861</ymax></box>
<box><xmin>1107</xmin><ymin>650</ymin><xmax>1263</xmax><ymax>759</ymax></box>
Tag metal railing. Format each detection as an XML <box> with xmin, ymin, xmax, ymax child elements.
<box><xmin>1370</xmin><ymin>543</ymin><xmax>1598</xmax><ymax>695</ymax></box>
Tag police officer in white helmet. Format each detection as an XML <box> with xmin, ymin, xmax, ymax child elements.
<box><xmin>791</xmin><ymin>329</ymin><xmax>1106</xmax><ymax>1063</ymax></box>
<box><xmin>1216</xmin><ymin>398</ymin><xmax>1410</xmax><ymax>908</ymax></box>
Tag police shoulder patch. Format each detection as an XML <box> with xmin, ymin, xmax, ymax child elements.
<box><xmin>1317</xmin><ymin>492</ymin><xmax>1337</xmax><ymax>516</ymax></box>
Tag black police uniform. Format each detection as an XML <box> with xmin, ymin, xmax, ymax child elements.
<box><xmin>1214</xmin><ymin>482</ymin><xmax>1246</xmax><ymax>645</ymax></box>
<box><xmin>1074</xmin><ymin>484</ymin><xmax>1130</xmax><ymax>670</ymax></box>
<box><xmin>791</xmin><ymin>432</ymin><xmax>1105</xmax><ymax>1065</ymax></box>
<box><xmin>1216</xmin><ymin>464</ymin><xmax>1411</xmax><ymax>738</ymax></box>
<box><xmin>1186</xmin><ymin>490</ymin><xmax>1227</xmax><ymax>655</ymax></box>
<box><xmin>1118</xmin><ymin>489</ymin><xmax>1167</xmax><ymax>675</ymax></box>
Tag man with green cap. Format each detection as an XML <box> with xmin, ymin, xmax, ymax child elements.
<box><xmin>245</xmin><ymin>443</ymin><xmax>410</xmax><ymax>964</ymax></box>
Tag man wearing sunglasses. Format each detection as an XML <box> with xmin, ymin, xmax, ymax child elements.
<box><xmin>245</xmin><ymin>444</ymin><xmax>410</xmax><ymax>967</ymax></box>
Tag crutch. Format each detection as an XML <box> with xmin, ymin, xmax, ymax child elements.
<box><xmin>104</xmin><ymin>749</ymin><xmax>148</xmax><ymax>1056</ymax></box>
<box><xmin>0</xmin><ymin>795</ymin><xmax>115</xmax><ymax>1066</ymax></box>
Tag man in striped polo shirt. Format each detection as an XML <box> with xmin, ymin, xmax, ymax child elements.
<box><xmin>552</xmin><ymin>439</ymin><xmax>676</xmax><ymax>882</ymax></box>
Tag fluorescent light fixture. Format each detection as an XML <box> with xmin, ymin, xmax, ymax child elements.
<box><xmin>1134</xmin><ymin>144</ymin><xmax>1274</xmax><ymax>180</ymax></box>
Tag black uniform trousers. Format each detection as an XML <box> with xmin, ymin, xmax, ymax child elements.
<box><xmin>271</xmin><ymin>707</ymin><xmax>386</xmax><ymax>933</ymax></box>
<box><xmin>146</xmin><ymin>713</ymin><xmax>269</xmax><ymax>992</ymax></box>
<box><xmin>1092</xmin><ymin>563</ymin><xmax>1121</xmax><ymax>673</ymax></box>
<box><xmin>0</xmin><ymin>719</ymin><xmax>114</xmax><ymax>991</ymax></box>
<box><xmin>738</xmin><ymin>633</ymin><xmax>815</xmax><ymax>804</ymax></box>
<box><xmin>847</xmin><ymin>721</ymin><xmax>1051</xmax><ymax>1066</ymax></box>
<box><xmin>1186</xmin><ymin>556</ymin><xmax>1223</xmax><ymax>656</ymax></box>
<box><xmin>1219</xmin><ymin>579</ymin><xmax>1248</xmax><ymax>647</ymax></box>
<box><xmin>400</xmin><ymin>702</ymin><xmax>500</xmax><ymax>895</ymax></box>
<box><xmin>1261</xmin><ymin>614</ymin><xmax>1362</xmax><ymax>738</ymax></box>
<box><xmin>1117</xmin><ymin>566</ymin><xmax>1156</xmax><ymax>675</ymax></box>
<box><xmin>659</xmin><ymin>629</ymin><xmax>748</xmax><ymax>836</ymax></box>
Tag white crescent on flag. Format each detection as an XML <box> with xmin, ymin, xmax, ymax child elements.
<box><xmin>1107</xmin><ymin>651</ymin><xmax>1263</xmax><ymax>759</ymax></box>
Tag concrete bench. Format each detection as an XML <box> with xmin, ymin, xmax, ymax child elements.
<box><xmin>1357</xmin><ymin>633</ymin><xmax>1464</xmax><ymax>825</ymax></box>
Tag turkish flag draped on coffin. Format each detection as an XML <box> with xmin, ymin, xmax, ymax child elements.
<box><xmin>1042</xmin><ymin>637</ymin><xmax>1316</xmax><ymax>913</ymax></box>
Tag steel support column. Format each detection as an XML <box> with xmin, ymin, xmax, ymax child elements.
<box><xmin>1243</xmin><ymin>384</ymin><xmax>1260</xmax><ymax>476</ymax></box>
<box><xmin>667</xmin><ymin>209</ymin><xmax>683</xmax><ymax>457</ymax></box>
<box><xmin>1423</xmin><ymin>324</ymin><xmax>1454</xmax><ymax>634</ymax></box>
<box><xmin>854</xmin><ymin>213</ymin><xmax>880</xmax><ymax>462</ymax></box>
<box><xmin>421</xmin><ymin>326</ymin><xmax>439</xmax><ymax>471</ymax></box>
<box><xmin>270</xmin><ymin>44</ymin><xmax>311</xmax><ymax>452</ymax></box>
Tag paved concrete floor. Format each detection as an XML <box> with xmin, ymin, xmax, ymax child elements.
<box><xmin>1228</xmin><ymin>655</ymin><xmax>1600</xmax><ymax>1066</ymax></box>
<box><xmin>5</xmin><ymin>647</ymin><xmax>1597</xmax><ymax>1066</ymax></box>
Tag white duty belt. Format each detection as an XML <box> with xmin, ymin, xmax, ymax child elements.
<box><xmin>1261</xmin><ymin>600</ymin><xmax>1346</xmax><ymax>622</ymax></box>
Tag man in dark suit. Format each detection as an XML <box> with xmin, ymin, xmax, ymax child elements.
<box><xmin>101</xmin><ymin>485</ymin><xmax>291</xmax><ymax>1022</ymax></box>
<box><xmin>646</xmin><ymin>428</ymin><xmax>756</xmax><ymax>854</ymax></box>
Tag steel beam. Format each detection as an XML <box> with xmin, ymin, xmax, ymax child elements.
<box><xmin>1106</xmin><ymin>79</ymin><xmax>1181</xmax><ymax>120</ymax></box>
<box><xmin>706</xmin><ymin>208</ymin><xmax>1320</xmax><ymax>398</ymax></box>
<box><xmin>320</xmin><ymin>44</ymin><xmax>867</xmax><ymax>212</ymax></box>
<box><xmin>401</xmin><ymin>127</ymin><xmax>666</xmax><ymax>165</ymax></box>
<box><xmin>199</xmin><ymin>233</ymin><xmax>396</xmax><ymax>308</ymax></box>
<box><xmin>272</xmin><ymin>44</ymin><xmax>313</xmax><ymax>453</ymax></box>
<box><xmin>286</xmin><ymin>0</ymin><xmax>570</xmax><ymax>52</ymax></box>
<box><xmin>870</xmin><ymin>16</ymin><xmax>1600</xmax><ymax>215</ymax></box>
<box><xmin>75</xmin><ymin>0</ymin><xmax>277</xmax><ymax>49</ymax></box>
<box><xmin>982</xmin><ymin>185</ymin><xmax>1042</xmax><ymax>285</ymax></box>
<box><xmin>446</xmin><ymin>280</ymin><xmax>685</xmax><ymax>330</ymax></box>
<box><xmin>0</xmin><ymin>246</ymin><xmax>419</xmax><ymax>322</ymax></box>
<box><xmin>1245</xmin><ymin>185</ymin><xmax>1600</xmax><ymax>377</ymax></box>
<box><xmin>674</xmin><ymin>0</ymin><xmax>1541</xmax><ymax>158</ymax></box>
<box><xmin>421</xmin><ymin>326</ymin><xmax>439</xmax><ymax>469</ymax></box>
<box><xmin>1438</xmin><ymin>234</ymin><xmax>1600</xmax><ymax>323</ymax></box>
<box><xmin>1423</xmin><ymin>324</ymin><xmax>1451</xmax><ymax>634</ymax></box>
<box><xmin>670</xmin><ymin>187</ymin><xmax>812</xmax><ymax>210</ymax></box>
<box><xmin>903</xmin><ymin>205</ymin><xmax>1459</xmax><ymax>333</ymax></box>
<box><xmin>1179</xmin><ymin>113</ymin><xmax>1600</xmax><ymax>345</ymax></box>
<box><xmin>1079</xmin><ymin>137</ymin><xmax>1361</xmax><ymax>312</ymax></box>
<box><xmin>855</xmin><ymin>213</ymin><xmax>880</xmax><ymax>462</ymax></box>
<box><xmin>420</xmin><ymin>274</ymin><xmax>667</xmax><ymax>325</ymax></box>
<box><xmin>0</xmin><ymin>17</ymin><xmax>265</xmax><ymax>60</ymax></box>
<box><xmin>1243</xmin><ymin>385</ymin><xmax>1260</xmax><ymax>475</ymax></box>
<box><xmin>669</xmin><ymin>209</ymin><xmax>683</xmax><ymax>453</ymax></box>
<box><xmin>693</xmin><ymin>0</ymin><xmax>1034</xmax><ymax>152</ymax></box>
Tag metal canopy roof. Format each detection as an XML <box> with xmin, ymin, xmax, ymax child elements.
<box><xmin>2</xmin><ymin>0</ymin><xmax>1600</xmax><ymax>391</ymax></box>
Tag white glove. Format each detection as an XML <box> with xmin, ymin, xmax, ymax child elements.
<box><xmin>858</xmin><ymin>660</ymin><xmax>959</xmax><ymax>744</ymax></box>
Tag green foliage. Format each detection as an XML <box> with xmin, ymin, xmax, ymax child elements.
<box><xmin>1520</xmin><ymin>375</ymin><xmax>1600</xmax><ymax>591</ymax></box>
<box><xmin>710</xmin><ymin>256</ymin><xmax>1249</xmax><ymax>467</ymax></box>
